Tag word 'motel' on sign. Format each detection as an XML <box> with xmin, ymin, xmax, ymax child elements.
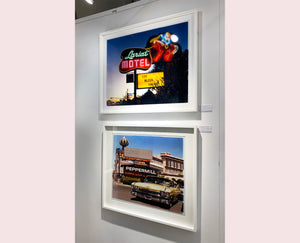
<box><xmin>119</xmin><ymin>48</ymin><xmax>152</xmax><ymax>73</ymax></box>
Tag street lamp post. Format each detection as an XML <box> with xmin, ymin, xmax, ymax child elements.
<box><xmin>119</xmin><ymin>137</ymin><xmax>129</xmax><ymax>177</ymax></box>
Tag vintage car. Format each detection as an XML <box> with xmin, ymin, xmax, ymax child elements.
<box><xmin>131</xmin><ymin>176</ymin><xmax>181</xmax><ymax>207</ymax></box>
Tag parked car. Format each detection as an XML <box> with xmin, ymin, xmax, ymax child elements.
<box><xmin>131</xmin><ymin>176</ymin><xmax>181</xmax><ymax>207</ymax></box>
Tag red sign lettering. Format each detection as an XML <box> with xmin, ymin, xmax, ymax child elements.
<box><xmin>119</xmin><ymin>48</ymin><xmax>152</xmax><ymax>73</ymax></box>
<box><xmin>119</xmin><ymin>58</ymin><xmax>151</xmax><ymax>73</ymax></box>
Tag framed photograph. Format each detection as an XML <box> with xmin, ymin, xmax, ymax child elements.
<box><xmin>99</xmin><ymin>10</ymin><xmax>200</xmax><ymax>114</ymax></box>
<box><xmin>102</xmin><ymin>121</ymin><xmax>199</xmax><ymax>231</ymax></box>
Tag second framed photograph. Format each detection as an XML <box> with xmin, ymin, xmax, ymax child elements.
<box><xmin>102</xmin><ymin>122</ymin><xmax>199</xmax><ymax>231</ymax></box>
<box><xmin>99</xmin><ymin>10</ymin><xmax>200</xmax><ymax>114</ymax></box>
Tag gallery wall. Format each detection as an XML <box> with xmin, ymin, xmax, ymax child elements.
<box><xmin>2</xmin><ymin>1</ymin><xmax>300</xmax><ymax>243</ymax></box>
<box><xmin>75</xmin><ymin>0</ymin><xmax>224</xmax><ymax>242</ymax></box>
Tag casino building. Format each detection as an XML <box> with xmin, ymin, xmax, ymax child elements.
<box><xmin>114</xmin><ymin>137</ymin><xmax>184</xmax><ymax>181</ymax></box>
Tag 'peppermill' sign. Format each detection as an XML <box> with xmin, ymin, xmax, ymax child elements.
<box><xmin>119</xmin><ymin>48</ymin><xmax>152</xmax><ymax>73</ymax></box>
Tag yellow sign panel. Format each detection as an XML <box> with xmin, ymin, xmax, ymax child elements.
<box><xmin>137</xmin><ymin>72</ymin><xmax>164</xmax><ymax>89</ymax></box>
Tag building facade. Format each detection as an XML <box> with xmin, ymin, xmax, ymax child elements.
<box><xmin>114</xmin><ymin>144</ymin><xmax>184</xmax><ymax>181</ymax></box>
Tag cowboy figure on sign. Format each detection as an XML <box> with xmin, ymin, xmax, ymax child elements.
<box><xmin>149</xmin><ymin>32</ymin><xmax>179</xmax><ymax>62</ymax></box>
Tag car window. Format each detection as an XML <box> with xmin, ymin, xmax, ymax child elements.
<box><xmin>144</xmin><ymin>176</ymin><xmax>174</xmax><ymax>186</ymax></box>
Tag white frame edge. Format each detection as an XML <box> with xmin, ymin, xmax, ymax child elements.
<box><xmin>99</xmin><ymin>10</ymin><xmax>200</xmax><ymax>114</ymax></box>
<box><xmin>101</xmin><ymin>121</ymin><xmax>199</xmax><ymax>231</ymax></box>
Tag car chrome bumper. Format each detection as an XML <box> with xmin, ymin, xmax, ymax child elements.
<box><xmin>131</xmin><ymin>191</ymin><xmax>171</xmax><ymax>205</ymax></box>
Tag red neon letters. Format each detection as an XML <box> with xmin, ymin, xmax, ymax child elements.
<box><xmin>119</xmin><ymin>58</ymin><xmax>151</xmax><ymax>73</ymax></box>
<box><xmin>119</xmin><ymin>48</ymin><xmax>152</xmax><ymax>73</ymax></box>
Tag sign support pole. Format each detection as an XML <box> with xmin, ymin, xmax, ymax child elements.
<box><xmin>133</xmin><ymin>69</ymin><xmax>137</xmax><ymax>103</ymax></box>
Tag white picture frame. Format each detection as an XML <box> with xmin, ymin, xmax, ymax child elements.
<box><xmin>101</xmin><ymin>121</ymin><xmax>199</xmax><ymax>231</ymax></box>
<box><xmin>99</xmin><ymin>10</ymin><xmax>200</xmax><ymax>114</ymax></box>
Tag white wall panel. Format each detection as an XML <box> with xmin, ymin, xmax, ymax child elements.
<box><xmin>76</xmin><ymin>0</ymin><xmax>224</xmax><ymax>242</ymax></box>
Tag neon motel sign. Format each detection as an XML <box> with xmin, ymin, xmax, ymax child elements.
<box><xmin>119</xmin><ymin>48</ymin><xmax>152</xmax><ymax>73</ymax></box>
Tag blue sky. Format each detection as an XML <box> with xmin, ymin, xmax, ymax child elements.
<box><xmin>113</xmin><ymin>134</ymin><xmax>183</xmax><ymax>159</ymax></box>
<box><xmin>106</xmin><ymin>22</ymin><xmax>188</xmax><ymax>98</ymax></box>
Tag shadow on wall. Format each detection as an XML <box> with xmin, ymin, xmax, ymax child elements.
<box><xmin>101</xmin><ymin>209</ymin><xmax>201</xmax><ymax>242</ymax></box>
